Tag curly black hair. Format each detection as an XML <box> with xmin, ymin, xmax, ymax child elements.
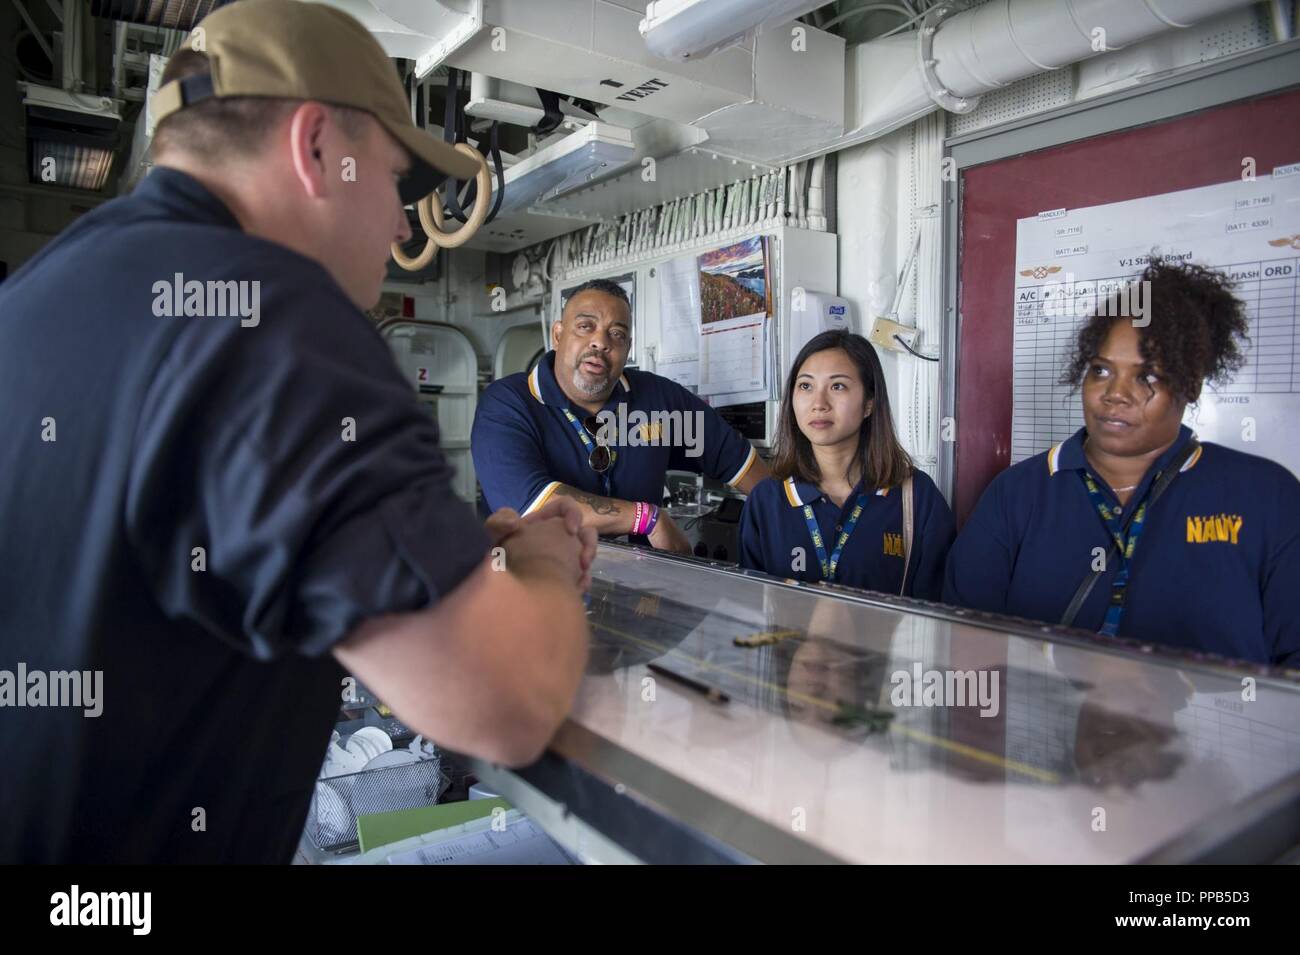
<box><xmin>1060</xmin><ymin>256</ymin><xmax>1251</xmax><ymax>404</ymax></box>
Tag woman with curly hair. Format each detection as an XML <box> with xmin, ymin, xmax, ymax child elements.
<box><xmin>944</xmin><ymin>257</ymin><xmax>1300</xmax><ymax>666</ymax></box>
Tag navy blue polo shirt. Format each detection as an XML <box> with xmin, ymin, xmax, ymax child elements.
<box><xmin>738</xmin><ymin>469</ymin><xmax>954</xmax><ymax>599</ymax></box>
<box><xmin>943</xmin><ymin>425</ymin><xmax>1300</xmax><ymax>666</ymax></box>
<box><xmin>471</xmin><ymin>350</ymin><xmax>758</xmax><ymax>515</ymax></box>
<box><xmin>0</xmin><ymin>167</ymin><xmax>489</xmax><ymax>862</ymax></box>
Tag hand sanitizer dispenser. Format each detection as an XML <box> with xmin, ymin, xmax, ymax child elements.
<box><xmin>789</xmin><ymin>289</ymin><xmax>853</xmax><ymax>360</ymax></box>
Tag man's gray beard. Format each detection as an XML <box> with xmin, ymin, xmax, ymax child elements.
<box><xmin>572</xmin><ymin>366</ymin><xmax>611</xmax><ymax>398</ymax></box>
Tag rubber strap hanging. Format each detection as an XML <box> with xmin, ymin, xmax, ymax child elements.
<box><xmin>533</xmin><ymin>88</ymin><xmax>564</xmax><ymax>136</ymax></box>
<box><xmin>481</xmin><ymin>121</ymin><xmax>504</xmax><ymax>223</ymax></box>
<box><xmin>391</xmin><ymin>71</ymin><xmax>496</xmax><ymax>268</ymax></box>
<box><xmin>441</xmin><ymin>68</ymin><xmax>504</xmax><ymax>226</ymax></box>
<box><xmin>457</xmin><ymin>121</ymin><xmax>503</xmax><ymax>225</ymax></box>
<box><xmin>442</xmin><ymin>68</ymin><xmax>471</xmax><ymax>224</ymax></box>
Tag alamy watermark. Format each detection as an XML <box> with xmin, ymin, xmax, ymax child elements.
<box><xmin>0</xmin><ymin>663</ymin><xmax>102</xmax><ymax>717</ymax></box>
<box><xmin>593</xmin><ymin>403</ymin><xmax>705</xmax><ymax>458</ymax></box>
<box><xmin>50</xmin><ymin>885</ymin><xmax>150</xmax><ymax>935</ymax></box>
<box><xmin>1037</xmin><ymin>273</ymin><xmax>1151</xmax><ymax>327</ymax></box>
<box><xmin>890</xmin><ymin>663</ymin><xmax>1000</xmax><ymax>718</ymax></box>
<box><xmin>151</xmin><ymin>273</ymin><xmax>260</xmax><ymax>327</ymax></box>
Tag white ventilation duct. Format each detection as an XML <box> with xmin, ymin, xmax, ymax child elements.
<box><xmin>303</xmin><ymin>0</ymin><xmax>1263</xmax><ymax>252</ymax></box>
<box><xmin>311</xmin><ymin>0</ymin><xmax>845</xmax><ymax>166</ymax></box>
<box><xmin>932</xmin><ymin>0</ymin><xmax>1261</xmax><ymax>103</ymax></box>
<box><xmin>314</xmin><ymin>0</ymin><xmax>485</xmax><ymax>73</ymax></box>
<box><xmin>823</xmin><ymin>0</ymin><xmax>1260</xmax><ymax>164</ymax></box>
<box><xmin>319</xmin><ymin>0</ymin><xmax>1259</xmax><ymax>170</ymax></box>
<box><xmin>639</xmin><ymin>0</ymin><xmax>831</xmax><ymax>61</ymax></box>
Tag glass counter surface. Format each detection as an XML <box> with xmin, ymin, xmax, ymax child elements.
<box><xmin>485</xmin><ymin>544</ymin><xmax>1300</xmax><ymax>864</ymax></box>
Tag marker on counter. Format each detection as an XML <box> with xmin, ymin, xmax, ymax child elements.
<box><xmin>734</xmin><ymin>629</ymin><xmax>801</xmax><ymax>648</ymax></box>
<box><xmin>648</xmin><ymin>662</ymin><xmax>730</xmax><ymax>704</ymax></box>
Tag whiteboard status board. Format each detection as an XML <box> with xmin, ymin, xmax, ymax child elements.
<box><xmin>1011</xmin><ymin>166</ymin><xmax>1300</xmax><ymax>476</ymax></box>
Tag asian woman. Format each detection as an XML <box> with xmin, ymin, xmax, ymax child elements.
<box><xmin>739</xmin><ymin>330</ymin><xmax>955</xmax><ymax>598</ymax></box>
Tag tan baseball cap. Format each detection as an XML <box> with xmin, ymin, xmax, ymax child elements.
<box><xmin>150</xmin><ymin>0</ymin><xmax>479</xmax><ymax>203</ymax></box>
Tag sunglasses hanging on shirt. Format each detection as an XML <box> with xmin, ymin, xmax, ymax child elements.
<box><xmin>562</xmin><ymin>410</ymin><xmax>616</xmax><ymax>494</ymax></box>
<box><xmin>582</xmin><ymin>415</ymin><xmax>613</xmax><ymax>473</ymax></box>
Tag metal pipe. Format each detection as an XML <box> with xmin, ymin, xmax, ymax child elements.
<box><xmin>61</xmin><ymin>0</ymin><xmax>81</xmax><ymax>91</ymax></box>
<box><xmin>112</xmin><ymin>21</ymin><xmax>126</xmax><ymax>103</ymax></box>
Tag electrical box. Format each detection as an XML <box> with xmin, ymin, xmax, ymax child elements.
<box><xmin>867</xmin><ymin>315</ymin><xmax>920</xmax><ymax>355</ymax></box>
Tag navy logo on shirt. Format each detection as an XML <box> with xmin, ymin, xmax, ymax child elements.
<box><xmin>1186</xmin><ymin>513</ymin><xmax>1243</xmax><ymax>545</ymax></box>
<box><xmin>883</xmin><ymin>532</ymin><xmax>905</xmax><ymax>557</ymax></box>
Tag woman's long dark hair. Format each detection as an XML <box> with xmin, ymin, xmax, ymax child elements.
<box><xmin>771</xmin><ymin>330</ymin><xmax>913</xmax><ymax>490</ymax></box>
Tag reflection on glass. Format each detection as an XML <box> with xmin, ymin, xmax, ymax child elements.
<box><xmin>571</xmin><ymin>546</ymin><xmax>1300</xmax><ymax>862</ymax></box>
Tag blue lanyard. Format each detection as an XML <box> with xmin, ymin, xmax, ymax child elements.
<box><xmin>801</xmin><ymin>494</ymin><xmax>869</xmax><ymax>582</ymax></box>
<box><xmin>1080</xmin><ymin>472</ymin><xmax>1153</xmax><ymax>636</ymax></box>
<box><xmin>561</xmin><ymin>408</ymin><xmax>614</xmax><ymax>496</ymax></box>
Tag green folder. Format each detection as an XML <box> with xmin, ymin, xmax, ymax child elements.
<box><xmin>355</xmin><ymin>798</ymin><xmax>512</xmax><ymax>854</ymax></box>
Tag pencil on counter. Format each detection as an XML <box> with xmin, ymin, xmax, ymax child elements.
<box><xmin>648</xmin><ymin>662</ymin><xmax>730</xmax><ymax>704</ymax></box>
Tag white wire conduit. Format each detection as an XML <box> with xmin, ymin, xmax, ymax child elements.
<box><xmin>905</xmin><ymin>110</ymin><xmax>943</xmax><ymax>477</ymax></box>
<box><xmin>549</xmin><ymin>161</ymin><xmax>821</xmax><ymax>277</ymax></box>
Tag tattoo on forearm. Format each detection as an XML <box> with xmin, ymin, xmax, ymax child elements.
<box><xmin>556</xmin><ymin>485</ymin><xmax>622</xmax><ymax>516</ymax></box>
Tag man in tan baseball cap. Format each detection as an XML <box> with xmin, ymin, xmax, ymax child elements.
<box><xmin>148</xmin><ymin>0</ymin><xmax>479</xmax><ymax>308</ymax></box>
<box><xmin>0</xmin><ymin>0</ymin><xmax>594</xmax><ymax>863</ymax></box>
<box><xmin>152</xmin><ymin>0</ymin><xmax>479</xmax><ymax>206</ymax></box>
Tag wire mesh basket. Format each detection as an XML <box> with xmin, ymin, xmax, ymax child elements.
<box><xmin>308</xmin><ymin>756</ymin><xmax>450</xmax><ymax>852</ymax></box>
